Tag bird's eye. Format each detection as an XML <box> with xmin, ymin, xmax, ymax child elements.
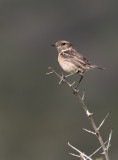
<box><xmin>62</xmin><ymin>43</ymin><xmax>66</xmax><ymax>45</ymax></box>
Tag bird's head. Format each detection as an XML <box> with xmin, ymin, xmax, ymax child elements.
<box><xmin>52</xmin><ymin>40</ymin><xmax>72</xmax><ymax>52</ymax></box>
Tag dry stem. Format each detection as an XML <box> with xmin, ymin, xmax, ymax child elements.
<box><xmin>46</xmin><ymin>67</ymin><xmax>111</xmax><ymax>160</ymax></box>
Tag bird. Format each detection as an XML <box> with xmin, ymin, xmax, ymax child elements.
<box><xmin>52</xmin><ymin>40</ymin><xmax>104</xmax><ymax>88</ymax></box>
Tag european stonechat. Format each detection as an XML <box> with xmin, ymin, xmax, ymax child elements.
<box><xmin>52</xmin><ymin>40</ymin><xmax>104</xmax><ymax>88</ymax></box>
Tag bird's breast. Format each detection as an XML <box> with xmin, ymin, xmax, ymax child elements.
<box><xmin>58</xmin><ymin>53</ymin><xmax>78</xmax><ymax>73</ymax></box>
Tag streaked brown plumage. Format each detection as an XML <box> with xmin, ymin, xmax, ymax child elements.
<box><xmin>52</xmin><ymin>40</ymin><xmax>104</xmax><ymax>88</ymax></box>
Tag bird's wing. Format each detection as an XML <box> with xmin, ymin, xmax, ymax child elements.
<box><xmin>61</xmin><ymin>49</ymin><xmax>91</xmax><ymax>70</ymax></box>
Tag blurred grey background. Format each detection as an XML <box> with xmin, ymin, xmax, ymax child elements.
<box><xmin>0</xmin><ymin>0</ymin><xmax>118</xmax><ymax>160</ymax></box>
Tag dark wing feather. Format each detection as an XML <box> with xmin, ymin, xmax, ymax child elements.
<box><xmin>61</xmin><ymin>49</ymin><xmax>91</xmax><ymax>70</ymax></box>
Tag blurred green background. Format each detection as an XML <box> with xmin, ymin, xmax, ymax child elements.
<box><xmin>0</xmin><ymin>0</ymin><xmax>118</xmax><ymax>160</ymax></box>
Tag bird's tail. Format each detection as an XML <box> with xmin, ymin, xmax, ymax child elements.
<box><xmin>91</xmin><ymin>65</ymin><xmax>105</xmax><ymax>70</ymax></box>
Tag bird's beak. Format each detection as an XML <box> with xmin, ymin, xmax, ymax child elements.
<box><xmin>51</xmin><ymin>44</ymin><xmax>55</xmax><ymax>46</ymax></box>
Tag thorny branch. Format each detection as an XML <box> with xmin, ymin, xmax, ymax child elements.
<box><xmin>46</xmin><ymin>67</ymin><xmax>112</xmax><ymax>160</ymax></box>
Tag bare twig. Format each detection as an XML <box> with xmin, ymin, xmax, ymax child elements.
<box><xmin>46</xmin><ymin>67</ymin><xmax>111</xmax><ymax>160</ymax></box>
<box><xmin>69</xmin><ymin>152</ymin><xmax>81</xmax><ymax>158</ymax></box>
<box><xmin>82</xmin><ymin>91</ymin><xmax>85</xmax><ymax>101</ymax></box>
<box><xmin>89</xmin><ymin>141</ymin><xmax>108</xmax><ymax>158</ymax></box>
<box><xmin>83</xmin><ymin>128</ymin><xmax>96</xmax><ymax>135</ymax></box>
<box><xmin>69</xmin><ymin>140</ymin><xmax>109</xmax><ymax>160</ymax></box>
<box><xmin>80</xmin><ymin>154</ymin><xmax>88</xmax><ymax>160</ymax></box>
<box><xmin>69</xmin><ymin>153</ymin><xmax>87</xmax><ymax>160</ymax></box>
<box><xmin>97</xmin><ymin>113</ymin><xmax>109</xmax><ymax>130</ymax></box>
<box><xmin>106</xmin><ymin>129</ymin><xmax>112</xmax><ymax>151</ymax></box>
<box><xmin>68</xmin><ymin>142</ymin><xmax>92</xmax><ymax>160</ymax></box>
